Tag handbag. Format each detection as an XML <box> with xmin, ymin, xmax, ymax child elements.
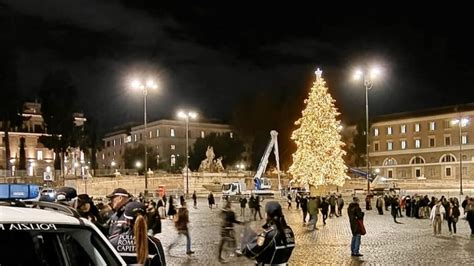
<box><xmin>357</xmin><ymin>219</ymin><xmax>366</xmax><ymax>235</ymax></box>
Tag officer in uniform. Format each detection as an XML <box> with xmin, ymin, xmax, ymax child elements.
<box><xmin>105</xmin><ymin>188</ymin><xmax>132</xmax><ymax>238</ymax></box>
<box><xmin>110</xmin><ymin>201</ymin><xmax>166</xmax><ymax>265</ymax></box>
<box><xmin>242</xmin><ymin>201</ymin><xmax>295</xmax><ymax>265</ymax></box>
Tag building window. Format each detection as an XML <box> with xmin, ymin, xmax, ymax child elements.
<box><xmin>230</xmin><ymin>132</ymin><xmax>234</xmax><ymax>138</ymax></box>
<box><xmin>171</xmin><ymin>155</ymin><xmax>176</xmax><ymax>166</ymax></box>
<box><xmin>401</xmin><ymin>170</ymin><xmax>406</xmax><ymax>178</ymax></box>
<box><xmin>383</xmin><ymin>157</ymin><xmax>397</xmax><ymax>166</ymax></box>
<box><xmin>387</xmin><ymin>169</ymin><xmax>393</xmax><ymax>178</ymax></box>
<box><xmin>170</xmin><ymin>128</ymin><xmax>175</xmax><ymax>137</ymax></box>
<box><xmin>170</xmin><ymin>145</ymin><xmax>176</xmax><ymax>150</ymax></box>
<box><xmin>139</xmin><ymin>133</ymin><xmax>142</xmax><ymax>140</ymax></box>
<box><xmin>429</xmin><ymin>121</ymin><xmax>436</xmax><ymax>131</ymax></box>
<box><xmin>201</xmin><ymin>131</ymin><xmax>205</xmax><ymax>138</ymax></box>
<box><xmin>107</xmin><ymin>141</ymin><xmax>110</xmax><ymax>147</ymax></box>
<box><xmin>441</xmin><ymin>154</ymin><xmax>456</xmax><ymax>162</ymax></box>
<box><xmin>400</xmin><ymin>124</ymin><xmax>406</xmax><ymax>134</ymax></box>
<box><xmin>387</xmin><ymin>126</ymin><xmax>393</xmax><ymax>135</ymax></box>
<box><xmin>102</xmin><ymin>153</ymin><xmax>105</xmax><ymax>160</ymax></box>
<box><xmin>374</xmin><ymin>128</ymin><xmax>379</xmax><ymax>136</ymax></box>
<box><xmin>387</xmin><ymin>141</ymin><xmax>393</xmax><ymax>151</ymax></box>
<box><xmin>445</xmin><ymin>135</ymin><xmax>451</xmax><ymax>146</ymax></box>
<box><xmin>444</xmin><ymin>120</ymin><xmax>451</xmax><ymax>129</ymax></box>
<box><xmin>415</xmin><ymin>123</ymin><xmax>420</xmax><ymax>132</ymax></box>
<box><xmin>113</xmin><ymin>139</ymin><xmax>116</xmax><ymax>146</ymax></box>
<box><xmin>37</xmin><ymin>150</ymin><xmax>43</xmax><ymax>160</ymax></box>
<box><xmin>156</xmin><ymin>129</ymin><xmax>160</xmax><ymax>137</ymax></box>
<box><xmin>445</xmin><ymin>166</ymin><xmax>452</xmax><ymax>177</ymax></box>
<box><xmin>374</xmin><ymin>142</ymin><xmax>379</xmax><ymax>152</ymax></box>
<box><xmin>429</xmin><ymin>168</ymin><xmax>435</xmax><ymax>177</ymax></box>
<box><xmin>410</xmin><ymin>156</ymin><xmax>425</xmax><ymax>164</ymax></box>
<box><xmin>134</xmin><ymin>134</ymin><xmax>137</xmax><ymax>142</ymax></box>
<box><xmin>429</xmin><ymin>136</ymin><xmax>435</xmax><ymax>147</ymax></box>
<box><xmin>415</xmin><ymin>139</ymin><xmax>421</xmax><ymax>148</ymax></box>
<box><xmin>462</xmin><ymin>135</ymin><xmax>468</xmax><ymax>145</ymax></box>
<box><xmin>462</xmin><ymin>155</ymin><xmax>468</xmax><ymax>161</ymax></box>
<box><xmin>415</xmin><ymin>168</ymin><xmax>422</xmax><ymax>178</ymax></box>
<box><xmin>401</xmin><ymin>140</ymin><xmax>407</xmax><ymax>150</ymax></box>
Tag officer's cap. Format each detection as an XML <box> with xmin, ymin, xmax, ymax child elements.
<box><xmin>124</xmin><ymin>201</ymin><xmax>146</xmax><ymax>220</ymax></box>
<box><xmin>106</xmin><ymin>188</ymin><xmax>130</xmax><ymax>198</ymax></box>
<box><xmin>265</xmin><ymin>201</ymin><xmax>283</xmax><ymax>218</ymax></box>
<box><xmin>56</xmin><ymin>187</ymin><xmax>77</xmax><ymax>201</ymax></box>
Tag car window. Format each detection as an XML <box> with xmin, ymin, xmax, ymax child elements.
<box><xmin>0</xmin><ymin>224</ymin><xmax>122</xmax><ymax>266</ymax></box>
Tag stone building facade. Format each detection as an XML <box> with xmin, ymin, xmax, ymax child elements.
<box><xmin>369</xmin><ymin>104</ymin><xmax>474</xmax><ymax>181</ymax></box>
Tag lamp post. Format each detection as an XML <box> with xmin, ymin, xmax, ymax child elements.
<box><xmin>451</xmin><ymin>117</ymin><xmax>469</xmax><ymax>195</ymax></box>
<box><xmin>177</xmin><ymin>110</ymin><xmax>198</xmax><ymax>197</ymax></box>
<box><xmin>353</xmin><ymin>66</ymin><xmax>382</xmax><ymax>195</ymax></box>
<box><xmin>131</xmin><ymin>79</ymin><xmax>158</xmax><ymax>195</ymax></box>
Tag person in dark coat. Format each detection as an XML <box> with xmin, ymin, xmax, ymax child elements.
<box><xmin>192</xmin><ymin>191</ymin><xmax>197</xmax><ymax>208</ymax></box>
<box><xmin>218</xmin><ymin>201</ymin><xmax>243</xmax><ymax>262</ymax></box>
<box><xmin>239</xmin><ymin>196</ymin><xmax>248</xmax><ymax>218</ymax></box>
<box><xmin>146</xmin><ymin>201</ymin><xmax>162</xmax><ymax>235</ymax></box>
<box><xmin>466</xmin><ymin>198</ymin><xmax>474</xmax><ymax>237</ymax></box>
<box><xmin>376</xmin><ymin>195</ymin><xmax>384</xmax><ymax>215</ymax></box>
<box><xmin>391</xmin><ymin>196</ymin><xmax>402</xmax><ymax>223</ymax></box>
<box><xmin>167</xmin><ymin>195</ymin><xmax>176</xmax><ymax>219</ymax></box>
<box><xmin>329</xmin><ymin>194</ymin><xmax>337</xmax><ymax>217</ymax></box>
<box><xmin>105</xmin><ymin>188</ymin><xmax>132</xmax><ymax>238</ymax></box>
<box><xmin>208</xmin><ymin>192</ymin><xmax>215</xmax><ymax>209</ymax></box>
<box><xmin>405</xmin><ymin>196</ymin><xmax>412</xmax><ymax>217</ymax></box>
<box><xmin>249</xmin><ymin>195</ymin><xmax>256</xmax><ymax>219</ymax></box>
<box><xmin>254</xmin><ymin>196</ymin><xmax>263</xmax><ymax>220</ymax></box>
<box><xmin>320</xmin><ymin>197</ymin><xmax>329</xmax><ymax>225</ymax></box>
<box><xmin>348</xmin><ymin>197</ymin><xmax>364</xmax><ymax>257</ymax></box>
<box><xmin>241</xmin><ymin>201</ymin><xmax>295</xmax><ymax>265</ymax></box>
<box><xmin>75</xmin><ymin>194</ymin><xmax>105</xmax><ymax>234</ymax></box>
<box><xmin>300</xmin><ymin>195</ymin><xmax>308</xmax><ymax>224</ymax></box>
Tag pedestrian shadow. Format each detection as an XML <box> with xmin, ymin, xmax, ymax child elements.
<box><xmin>350</xmin><ymin>257</ymin><xmax>364</xmax><ymax>265</ymax></box>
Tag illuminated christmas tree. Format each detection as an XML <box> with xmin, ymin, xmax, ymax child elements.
<box><xmin>289</xmin><ymin>68</ymin><xmax>349</xmax><ymax>187</ymax></box>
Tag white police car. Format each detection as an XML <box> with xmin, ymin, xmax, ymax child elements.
<box><xmin>0</xmin><ymin>184</ymin><xmax>126</xmax><ymax>266</ymax></box>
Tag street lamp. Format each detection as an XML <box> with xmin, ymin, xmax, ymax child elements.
<box><xmin>451</xmin><ymin>117</ymin><xmax>469</xmax><ymax>195</ymax></box>
<box><xmin>353</xmin><ymin>65</ymin><xmax>382</xmax><ymax>194</ymax></box>
<box><xmin>177</xmin><ymin>110</ymin><xmax>198</xmax><ymax>197</ymax></box>
<box><xmin>131</xmin><ymin>78</ymin><xmax>158</xmax><ymax>195</ymax></box>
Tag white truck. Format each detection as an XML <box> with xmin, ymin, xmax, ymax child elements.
<box><xmin>222</xmin><ymin>130</ymin><xmax>281</xmax><ymax>201</ymax></box>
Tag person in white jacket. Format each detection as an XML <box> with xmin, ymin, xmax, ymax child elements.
<box><xmin>430</xmin><ymin>200</ymin><xmax>446</xmax><ymax>236</ymax></box>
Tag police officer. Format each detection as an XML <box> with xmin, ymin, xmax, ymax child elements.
<box><xmin>105</xmin><ymin>188</ymin><xmax>132</xmax><ymax>238</ymax></box>
<box><xmin>110</xmin><ymin>201</ymin><xmax>166</xmax><ymax>265</ymax></box>
<box><xmin>242</xmin><ymin>201</ymin><xmax>295</xmax><ymax>265</ymax></box>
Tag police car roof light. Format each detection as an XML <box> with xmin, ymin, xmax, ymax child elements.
<box><xmin>0</xmin><ymin>184</ymin><xmax>40</xmax><ymax>200</ymax></box>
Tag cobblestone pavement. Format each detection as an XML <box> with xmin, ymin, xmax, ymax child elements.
<box><xmin>157</xmin><ymin>198</ymin><xmax>474</xmax><ymax>265</ymax></box>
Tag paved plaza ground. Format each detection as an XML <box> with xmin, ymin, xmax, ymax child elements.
<box><xmin>158</xmin><ymin>198</ymin><xmax>474</xmax><ymax>265</ymax></box>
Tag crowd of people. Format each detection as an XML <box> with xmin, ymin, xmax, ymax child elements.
<box><xmin>41</xmin><ymin>185</ymin><xmax>474</xmax><ymax>265</ymax></box>
<box><xmin>39</xmin><ymin>187</ymin><xmax>297</xmax><ymax>265</ymax></box>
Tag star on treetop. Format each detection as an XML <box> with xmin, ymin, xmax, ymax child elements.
<box><xmin>315</xmin><ymin>68</ymin><xmax>323</xmax><ymax>81</ymax></box>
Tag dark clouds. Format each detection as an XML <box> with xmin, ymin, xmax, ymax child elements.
<box><xmin>2</xmin><ymin>1</ymin><xmax>474</xmax><ymax>131</ymax></box>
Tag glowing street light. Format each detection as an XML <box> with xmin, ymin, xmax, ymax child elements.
<box><xmin>451</xmin><ymin>117</ymin><xmax>470</xmax><ymax>195</ymax></box>
<box><xmin>352</xmin><ymin>65</ymin><xmax>384</xmax><ymax>194</ymax></box>
<box><xmin>135</xmin><ymin>161</ymin><xmax>142</xmax><ymax>169</ymax></box>
<box><xmin>177</xmin><ymin>110</ymin><xmax>198</xmax><ymax>197</ymax></box>
<box><xmin>130</xmin><ymin>78</ymin><xmax>158</xmax><ymax>195</ymax></box>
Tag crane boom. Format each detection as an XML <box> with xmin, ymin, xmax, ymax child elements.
<box><xmin>254</xmin><ymin>130</ymin><xmax>281</xmax><ymax>190</ymax></box>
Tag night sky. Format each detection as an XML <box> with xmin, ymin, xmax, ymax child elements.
<box><xmin>2</xmin><ymin>2</ymin><xmax>474</xmax><ymax>131</ymax></box>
